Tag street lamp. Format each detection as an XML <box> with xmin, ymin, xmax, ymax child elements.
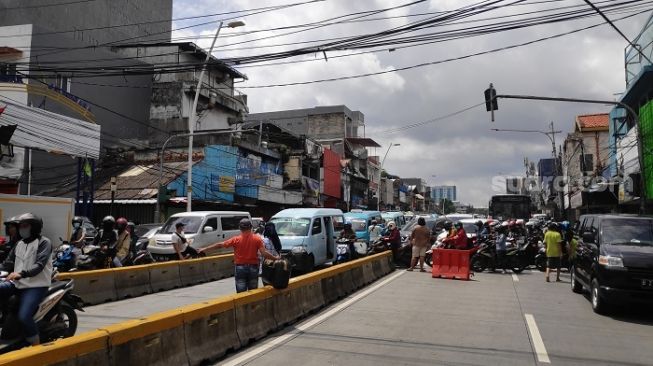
<box><xmin>377</xmin><ymin>143</ymin><xmax>400</xmax><ymax>209</ymax></box>
<box><xmin>187</xmin><ymin>20</ymin><xmax>245</xmax><ymax>212</ymax></box>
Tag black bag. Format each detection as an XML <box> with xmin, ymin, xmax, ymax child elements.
<box><xmin>261</xmin><ymin>258</ymin><xmax>291</xmax><ymax>289</ymax></box>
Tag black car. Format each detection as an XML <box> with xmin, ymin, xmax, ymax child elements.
<box><xmin>571</xmin><ymin>214</ymin><xmax>653</xmax><ymax>314</ymax></box>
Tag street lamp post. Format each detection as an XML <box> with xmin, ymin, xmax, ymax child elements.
<box><xmin>187</xmin><ymin>20</ymin><xmax>245</xmax><ymax>212</ymax></box>
<box><xmin>377</xmin><ymin>143</ymin><xmax>400</xmax><ymax>209</ymax></box>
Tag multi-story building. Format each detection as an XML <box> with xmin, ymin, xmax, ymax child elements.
<box><xmin>0</xmin><ymin>0</ymin><xmax>173</xmax><ymax>206</ymax></box>
<box><xmin>431</xmin><ymin>185</ymin><xmax>456</xmax><ymax>203</ymax></box>
<box><xmin>562</xmin><ymin>114</ymin><xmax>612</xmax><ymax>219</ymax></box>
<box><xmin>247</xmin><ymin>105</ymin><xmax>379</xmax><ymax>211</ymax></box>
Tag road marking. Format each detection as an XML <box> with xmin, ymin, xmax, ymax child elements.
<box><xmin>221</xmin><ymin>270</ymin><xmax>405</xmax><ymax>366</ymax></box>
<box><xmin>524</xmin><ymin>313</ymin><xmax>551</xmax><ymax>364</ymax></box>
<box><xmin>512</xmin><ymin>274</ymin><xmax>519</xmax><ymax>282</ymax></box>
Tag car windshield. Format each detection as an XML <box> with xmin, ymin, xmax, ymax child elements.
<box><xmin>462</xmin><ymin>223</ymin><xmax>478</xmax><ymax>235</ymax></box>
<box><xmin>270</xmin><ymin>217</ymin><xmax>311</xmax><ymax>237</ymax></box>
<box><xmin>348</xmin><ymin>219</ymin><xmax>367</xmax><ymax>232</ymax></box>
<box><xmin>601</xmin><ymin>219</ymin><xmax>653</xmax><ymax>245</ymax></box>
<box><xmin>160</xmin><ymin>216</ymin><xmax>203</xmax><ymax>234</ymax></box>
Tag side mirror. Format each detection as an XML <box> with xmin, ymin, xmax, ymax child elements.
<box><xmin>582</xmin><ymin>231</ymin><xmax>595</xmax><ymax>243</ymax></box>
<box><xmin>203</xmin><ymin>226</ymin><xmax>214</xmax><ymax>233</ymax></box>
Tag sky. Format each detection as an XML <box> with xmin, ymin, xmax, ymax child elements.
<box><xmin>171</xmin><ymin>0</ymin><xmax>652</xmax><ymax>207</ymax></box>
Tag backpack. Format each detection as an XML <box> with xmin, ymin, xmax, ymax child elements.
<box><xmin>261</xmin><ymin>258</ymin><xmax>291</xmax><ymax>289</ymax></box>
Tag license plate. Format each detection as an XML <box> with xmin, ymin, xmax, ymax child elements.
<box><xmin>641</xmin><ymin>279</ymin><xmax>653</xmax><ymax>288</ymax></box>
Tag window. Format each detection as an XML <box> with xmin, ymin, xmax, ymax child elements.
<box><xmin>312</xmin><ymin>218</ymin><xmax>323</xmax><ymax>235</ymax></box>
<box><xmin>270</xmin><ymin>217</ymin><xmax>310</xmax><ymax>236</ymax></box>
<box><xmin>332</xmin><ymin>216</ymin><xmax>344</xmax><ymax>231</ymax></box>
<box><xmin>160</xmin><ymin>216</ymin><xmax>203</xmax><ymax>234</ymax></box>
<box><xmin>221</xmin><ymin>216</ymin><xmax>249</xmax><ymax>231</ymax></box>
<box><xmin>203</xmin><ymin>217</ymin><xmax>218</xmax><ymax>232</ymax></box>
<box><xmin>601</xmin><ymin>218</ymin><xmax>653</xmax><ymax>245</ymax></box>
<box><xmin>581</xmin><ymin>154</ymin><xmax>594</xmax><ymax>172</ymax></box>
<box><xmin>55</xmin><ymin>75</ymin><xmax>71</xmax><ymax>93</ymax></box>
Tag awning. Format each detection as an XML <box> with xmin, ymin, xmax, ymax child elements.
<box><xmin>345</xmin><ymin>137</ymin><xmax>381</xmax><ymax>148</ymax></box>
<box><xmin>0</xmin><ymin>97</ymin><xmax>100</xmax><ymax>159</ymax></box>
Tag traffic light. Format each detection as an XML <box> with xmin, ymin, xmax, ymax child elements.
<box><xmin>484</xmin><ymin>84</ymin><xmax>498</xmax><ymax>112</ymax></box>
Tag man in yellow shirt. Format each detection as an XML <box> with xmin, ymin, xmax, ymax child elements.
<box><xmin>544</xmin><ymin>223</ymin><xmax>563</xmax><ymax>282</ymax></box>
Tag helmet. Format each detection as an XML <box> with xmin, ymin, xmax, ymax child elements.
<box><xmin>475</xmin><ymin>220</ymin><xmax>483</xmax><ymax>227</ymax></box>
<box><xmin>116</xmin><ymin>217</ymin><xmax>128</xmax><ymax>230</ymax></box>
<box><xmin>344</xmin><ymin>222</ymin><xmax>352</xmax><ymax>229</ymax></box>
<box><xmin>454</xmin><ymin>222</ymin><xmax>463</xmax><ymax>229</ymax></box>
<box><xmin>102</xmin><ymin>215</ymin><xmax>116</xmax><ymax>230</ymax></box>
<box><xmin>560</xmin><ymin>221</ymin><xmax>570</xmax><ymax>231</ymax></box>
<box><xmin>548</xmin><ymin>222</ymin><xmax>558</xmax><ymax>230</ymax></box>
<box><xmin>17</xmin><ymin>213</ymin><xmax>43</xmax><ymax>237</ymax></box>
<box><xmin>3</xmin><ymin>216</ymin><xmax>19</xmax><ymax>227</ymax></box>
<box><xmin>127</xmin><ymin>221</ymin><xmax>135</xmax><ymax>229</ymax></box>
<box><xmin>72</xmin><ymin>216</ymin><xmax>84</xmax><ymax>225</ymax></box>
<box><xmin>387</xmin><ymin>221</ymin><xmax>396</xmax><ymax>230</ymax></box>
<box><xmin>443</xmin><ymin>222</ymin><xmax>453</xmax><ymax>230</ymax></box>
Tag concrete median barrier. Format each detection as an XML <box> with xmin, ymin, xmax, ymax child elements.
<box><xmin>234</xmin><ymin>289</ymin><xmax>277</xmax><ymax>344</ymax></box>
<box><xmin>0</xmin><ymin>330</ymin><xmax>109</xmax><ymax>366</ymax></box>
<box><xmin>321</xmin><ymin>272</ymin><xmax>341</xmax><ymax>304</ymax></box>
<box><xmin>350</xmin><ymin>265</ymin><xmax>365</xmax><ymax>289</ymax></box>
<box><xmin>182</xmin><ymin>297</ymin><xmax>240</xmax><ymax>365</ymax></box>
<box><xmin>58</xmin><ymin>269</ymin><xmax>117</xmax><ymax>306</ymax></box>
<box><xmin>379</xmin><ymin>253</ymin><xmax>391</xmax><ymax>275</ymax></box>
<box><xmin>179</xmin><ymin>258</ymin><xmax>205</xmax><ymax>286</ymax></box>
<box><xmin>362</xmin><ymin>261</ymin><xmax>375</xmax><ymax>284</ymax></box>
<box><xmin>113</xmin><ymin>264</ymin><xmax>151</xmax><ymax>299</ymax></box>
<box><xmin>372</xmin><ymin>257</ymin><xmax>383</xmax><ymax>278</ymax></box>
<box><xmin>272</xmin><ymin>286</ymin><xmax>304</xmax><ymax>327</ymax></box>
<box><xmin>338</xmin><ymin>268</ymin><xmax>355</xmax><ymax>295</ymax></box>
<box><xmin>294</xmin><ymin>276</ymin><xmax>325</xmax><ymax>314</ymax></box>
<box><xmin>148</xmin><ymin>261</ymin><xmax>182</xmax><ymax>292</ymax></box>
<box><xmin>201</xmin><ymin>254</ymin><xmax>233</xmax><ymax>281</ymax></box>
<box><xmin>102</xmin><ymin>309</ymin><xmax>188</xmax><ymax>366</ymax></box>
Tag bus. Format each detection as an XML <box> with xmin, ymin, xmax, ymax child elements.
<box><xmin>488</xmin><ymin>194</ymin><xmax>531</xmax><ymax>221</ymax></box>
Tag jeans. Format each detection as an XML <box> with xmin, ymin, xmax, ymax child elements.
<box><xmin>0</xmin><ymin>282</ymin><xmax>48</xmax><ymax>341</ymax></box>
<box><xmin>234</xmin><ymin>264</ymin><xmax>259</xmax><ymax>293</ymax></box>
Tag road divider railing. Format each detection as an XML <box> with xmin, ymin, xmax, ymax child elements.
<box><xmin>56</xmin><ymin>254</ymin><xmax>235</xmax><ymax>305</ymax></box>
<box><xmin>0</xmin><ymin>251</ymin><xmax>394</xmax><ymax>366</ymax></box>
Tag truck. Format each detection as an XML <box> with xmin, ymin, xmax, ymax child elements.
<box><xmin>0</xmin><ymin>194</ymin><xmax>74</xmax><ymax>246</ymax></box>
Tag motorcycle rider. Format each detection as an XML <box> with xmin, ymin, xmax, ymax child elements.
<box><xmin>113</xmin><ymin>217</ymin><xmax>131</xmax><ymax>267</ymax></box>
<box><xmin>368</xmin><ymin>220</ymin><xmax>382</xmax><ymax>243</ymax></box>
<box><xmin>93</xmin><ymin>216</ymin><xmax>118</xmax><ymax>268</ymax></box>
<box><xmin>443</xmin><ymin>222</ymin><xmax>468</xmax><ymax>249</ymax></box>
<box><xmin>3</xmin><ymin>216</ymin><xmax>21</xmax><ymax>254</ymax></box>
<box><xmin>69</xmin><ymin>216</ymin><xmax>86</xmax><ymax>250</ymax></box>
<box><xmin>0</xmin><ymin>213</ymin><xmax>53</xmax><ymax>346</ymax></box>
<box><xmin>126</xmin><ymin>222</ymin><xmax>138</xmax><ymax>255</ymax></box>
<box><xmin>495</xmin><ymin>224</ymin><xmax>508</xmax><ymax>274</ymax></box>
<box><xmin>339</xmin><ymin>223</ymin><xmax>357</xmax><ymax>240</ymax></box>
<box><xmin>478</xmin><ymin>221</ymin><xmax>490</xmax><ymax>241</ymax></box>
<box><xmin>382</xmin><ymin>221</ymin><xmax>402</xmax><ymax>263</ymax></box>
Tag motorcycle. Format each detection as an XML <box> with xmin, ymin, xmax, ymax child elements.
<box><xmin>75</xmin><ymin>244</ymin><xmax>111</xmax><ymax>270</ymax></box>
<box><xmin>366</xmin><ymin>239</ymin><xmax>389</xmax><ymax>255</ymax></box>
<box><xmin>534</xmin><ymin>246</ymin><xmax>572</xmax><ymax>272</ymax></box>
<box><xmin>53</xmin><ymin>241</ymin><xmax>77</xmax><ymax>273</ymax></box>
<box><xmin>335</xmin><ymin>238</ymin><xmax>369</xmax><ymax>264</ymax></box>
<box><xmin>471</xmin><ymin>240</ymin><xmax>529</xmax><ymax>273</ymax></box>
<box><xmin>121</xmin><ymin>238</ymin><xmax>155</xmax><ymax>266</ymax></box>
<box><xmin>0</xmin><ymin>271</ymin><xmax>84</xmax><ymax>354</ymax></box>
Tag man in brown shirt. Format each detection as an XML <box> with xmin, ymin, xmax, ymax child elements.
<box><xmin>409</xmin><ymin>217</ymin><xmax>431</xmax><ymax>272</ymax></box>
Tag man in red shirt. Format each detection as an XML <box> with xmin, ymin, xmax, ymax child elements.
<box><xmin>199</xmin><ymin>218</ymin><xmax>279</xmax><ymax>292</ymax></box>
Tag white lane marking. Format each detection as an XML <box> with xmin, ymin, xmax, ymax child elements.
<box><xmin>524</xmin><ymin>313</ymin><xmax>551</xmax><ymax>364</ymax></box>
<box><xmin>221</xmin><ymin>270</ymin><xmax>405</xmax><ymax>366</ymax></box>
<box><xmin>512</xmin><ymin>274</ymin><xmax>519</xmax><ymax>282</ymax></box>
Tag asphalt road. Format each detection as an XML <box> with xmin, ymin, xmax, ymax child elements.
<box><xmin>220</xmin><ymin>268</ymin><xmax>653</xmax><ymax>366</ymax></box>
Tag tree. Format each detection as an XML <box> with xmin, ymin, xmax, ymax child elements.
<box><xmin>440</xmin><ymin>199</ymin><xmax>456</xmax><ymax>214</ymax></box>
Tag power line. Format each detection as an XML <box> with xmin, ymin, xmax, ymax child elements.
<box><xmin>1</xmin><ymin>0</ymin><xmax>99</xmax><ymax>10</ymax></box>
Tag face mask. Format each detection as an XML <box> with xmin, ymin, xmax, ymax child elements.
<box><xmin>73</xmin><ymin>223</ymin><xmax>80</xmax><ymax>229</ymax></box>
<box><xmin>19</xmin><ymin>228</ymin><xmax>31</xmax><ymax>239</ymax></box>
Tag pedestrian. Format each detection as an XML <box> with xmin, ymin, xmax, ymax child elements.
<box><xmin>368</xmin><ymin>219</ymin><xmax>382</xmax><ymax>243</ymax></box>
<box><xmin>113</xmin><ymin>217</ymin><xmax>131</xmax><ymax>267</ymax></box>
<box><xmin>171</xmin><ymin>222</ymin><xmax>199</xmax><ymax>260</ymax></box>
<box><xmin>544</xmin><ymin>222</ymin><xmax>563</xmax><ymax>282</ymax></box>
<box><xmin>408</xmin><ymin>217</ymin><xmax>430</xmax><ymax>272</ymax></box>
<box><xmin>382</xmin><ymin>221</ymin><xmax>402</xmax><ymax>264</ymax></box>
<box><xmin>259</xmin><ymin>222</ymin><xmax>281</xmax><ymax>273</ymax></box>
<box><xmin>199</xmin><ymin>218</ymin><xmax>279</xmax><ymax>293</ymax></box>
<box><xmin>495</xmin><ymin>224</ymin><xmax>508</xmax><ymax>274</ymax></box>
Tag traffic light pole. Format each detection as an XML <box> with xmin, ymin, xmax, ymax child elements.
<box><xmin>487</xmin><ymin>89</ymin><xmax>646</xmax><ymax>214</ymax></box>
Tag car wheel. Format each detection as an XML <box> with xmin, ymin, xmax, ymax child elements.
<box><xmin>571</xmin><ymin>266</ymin><xmax>583</xmax><ymax>294</ymax></box>
<box><xmin>591</xmin><ymin>278</ymin><xmax>610</xmax><ymax>314</ymax></box>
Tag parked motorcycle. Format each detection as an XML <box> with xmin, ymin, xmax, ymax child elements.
<box><xmin>53</xmin><ymin>241</ymin><xmax>77</xmax><ymax>272</ymax></box>
<box><xmin>0</xmin><ymin>271</ymin><xmax>84</xmax><ymax>354</ymax></box>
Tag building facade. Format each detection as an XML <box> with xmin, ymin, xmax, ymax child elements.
<box><xmin>431</xmin><ymin>185</ymin><xmax>456</xmax><ymax>202</ymax></box>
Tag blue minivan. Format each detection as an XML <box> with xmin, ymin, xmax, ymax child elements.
<box><xmin>270</xmin><ymin>208</ymin><xmax>345</xmax><ymax>273</ymax></box>
<box><xmin>344</xmin><ymin>210</ymin><xmax>384</xmax><ymax>243</ymax></box>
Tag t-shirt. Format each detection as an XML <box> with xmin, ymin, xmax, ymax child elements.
<box><xmin>411</xmin><ymin>225</ymin><xmax>431</xmax><ymax>248</ymax></box>
<box><xmin>544</xmin><ymin>231</ymin><xmax>562</xmax><ymax>258</ymax></box>
<box><xmin>171</xmin><ymin>231</ymin><xmax>188</xmax><ymax>252</ymax></box>
<box><xmin>223</xmin><ymin>232</ymin><xmax>264</xmax><ymax>265</ymax></box>
<box><xmin>368</xmin><ymin>225</ymin><xmax>382</xmax><ymax>241</ymax></box>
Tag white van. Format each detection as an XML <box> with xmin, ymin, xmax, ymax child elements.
<box><xmin>148</xmin><ymin>211</ymin><xmax>250</xmax><ymax>261</ymax></box>
<box><xmin>270</xmin><ymin>208</ymin><xmax>344</xmax><ymax>273</ymax></box>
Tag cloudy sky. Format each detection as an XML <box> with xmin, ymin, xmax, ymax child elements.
<box><xmin>172</xmin><ymin>0</ymin><xmax>651</xmax><ymax>206</ymax></box>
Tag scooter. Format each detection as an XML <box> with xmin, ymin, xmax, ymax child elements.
<box><xmin>121</xmin><ymin>239</ymin><xmax>155</xmax><ymax>266</ymax></box>
<box><xmin>471</xmin><ymin>240</ymin><xmax>529</xmax><ymax>273</ymax></box>
<box><xmin>335</xmin><ymin>238</ymin><xmax>352</xmax><ymax>264</ymax></box>
<box><xmin>75</xmin><ymin>244</ymin><xmax>111</xmax><ymax>270</ymax></box>
<box><xmin>0</xmin><ymin>271</ymin><xmax>84</xmax><ymax>354</ymax></box>
<box><xmin>53</xmin><ymin>242</ymin><xmax>77</xmax><ymax>272</ymax></box>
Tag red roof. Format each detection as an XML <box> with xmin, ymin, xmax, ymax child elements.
<box><xmin>575</xmin><ymin>113</ymin><xmax>609</xmax><ymax>131</ymax></box>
